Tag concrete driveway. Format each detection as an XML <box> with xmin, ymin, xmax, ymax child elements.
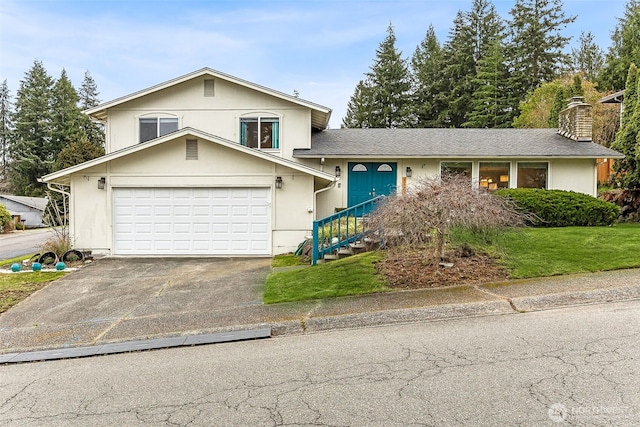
<box><xmin>0</xmin><ymin>257</ymin><xmax>272</xmax><ymax>352</ymax></box>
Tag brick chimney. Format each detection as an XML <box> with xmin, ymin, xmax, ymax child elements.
<box><xmin>558</xmin><ymin>96</ymin><xmax>592</xmax><ymax>142</ymax></box>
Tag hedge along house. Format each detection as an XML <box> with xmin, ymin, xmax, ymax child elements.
<box><xmin>40</xmin><ymin>69</ymin><xmax>622</xmax><ymax>257</ymax></box>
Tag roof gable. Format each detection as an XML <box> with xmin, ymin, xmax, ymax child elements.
<box><xmin>40</xmin><ymin>128</ymin><xmax>336</xmax><ymax>185</ymax></box>
<box><xmin>86</xmin><ymin>68</ymin><xmax>332</xmax><ymax>130</ymax></box>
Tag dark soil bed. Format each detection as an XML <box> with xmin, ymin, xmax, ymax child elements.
<box><xmin>376</xmin><ymin>249</ymin><xmax>509</xmax><ymax>289</ymax></box>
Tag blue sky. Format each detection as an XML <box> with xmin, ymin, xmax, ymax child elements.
<box><xmin>0</xmin><ymin>0</ymin><xmax>629</xmax><ymax>128</ymax></box>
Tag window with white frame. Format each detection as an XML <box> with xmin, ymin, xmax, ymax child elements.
<box><xmin>441</xmin><ymin>161</ymin><xmax>472</xmax><ymax>179</ymax></box>
<box><xmin>479</xmin><ymin>162</ymin><xmax>510</xmax><ymax>190</ymax></box>
<box><xmin>240</xmin><ymin>117</ymin><xmax>279</xmax><ymax>149</ymax></box>
<box><xmin>517</xmin><ymin>162</ymin><xmax>548</xmax><ymax>189</ymax></box>
<box><xmin>139</xmin><ymin>117</ymin><xmax>179</xmax><ymax>143</ymax></box>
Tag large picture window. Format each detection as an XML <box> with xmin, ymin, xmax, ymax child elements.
<box><xmin>517</xmin><ymin>162</ymin><xmax>548</xmax><ymax>189</ymax></box>
<box><xmin>479</xmin><ymin>162</ymin><xmax>510</xmax><ymax>190</ymax></box>
<box><xmin>441</xmin><ymin>162</ymin><xmax>472</xmax><ymax>180</ymax></box>
<box><xmin>139</xmin><ymin>117</ymin><xmax>178</xmax><ymax>143</ymax></box>
<box><xmin>240</xmin><ymin>118</ymin><xmax>279</xmax><ymax>149</ymax></box>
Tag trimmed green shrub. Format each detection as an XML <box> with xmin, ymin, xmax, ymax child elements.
<box><xmin>495</xmin><ymin>188</ymin><xmax>619</xmax><ymax>227</ymax></box>
<box><xmin>0</xmin><ymin>204</ymin><xmax>12</xmax><ymax>232</ymax></box>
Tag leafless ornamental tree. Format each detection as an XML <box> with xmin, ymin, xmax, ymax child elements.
<box><xmin>369</xmin><ymin>174</ymin><xmax>528</xmax><ymax>263</ymax></box>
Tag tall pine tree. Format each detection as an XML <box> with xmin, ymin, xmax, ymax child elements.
<box><xmin>342</xmin><ymin>80</ymin><xmax>373</xmax><ymax>128</ymax></box>
<box><xmin>507</xmin><ymin>0</ymin><xmax>576</xmax><ymax>105</ymax></box>
<box><xmin>571</xmin><ymin>31</ymin><xmax>604</xmax><ymax>81</ymax></box>
<box><xmin>9</xmin><ymin>60</ymin><xmax>55</xmax><ymax>196</ymax></box>
<box><xmin>51</xmin><ymin>69</ymin><xmax>85</xmax><ymax>156</ymax></box>
<box><xmin>78</xmin><ymin>70</ymin><xmax>105</xmax><ymax>148</ymax></box>
<box><xmin>440</xmin><ymin>11</ymin><xmax>476</xmax><ymax>127</ymax></box>
<box><xmin>465</xmin><ymin>38</ymin><xmax>512</xmax><ymax>128</ymax></box>
<box><xmin>366</xmin><ymin>23</ymin><xmax>412</xmax><ymax>128</ymax></box>
<box><xmin>598</xmin><ymin>0</ymin><xmax>640</xmax><ymax>91</ymax></box>
<box><xmin>440</xmin><ymin>1</ymin><xmax>505</xmax><ymax>127</ymax></box>
<box><xmin>410</xmin><ymin>25</ymin><xmax>445</xmax><ymax>127</ymax></box>
<box><xmin>610</xmin><ymin>64</ymin><xmax>639</xmax><ymax>187</ymax></box>
<box><xmin>342</xmin><ymin>23</ymin><xmax>411</xmax><ymax>128</ymax></box>
<box><xmin>0</xmin><ymin>80</ymin><xmax>12</xmax><ymax>180</ymax></box>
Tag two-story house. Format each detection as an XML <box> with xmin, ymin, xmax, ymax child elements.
<box><xmin>41</xmin><ymin>68</ymin><xmax>623</xmax><ymax>257</ymax></box>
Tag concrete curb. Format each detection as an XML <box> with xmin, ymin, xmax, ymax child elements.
<box><xmin>511</xmin><ymin>285</ymin><xmax>640</xmax><ymax>312</ymax></box>
<box><xmin>0</xmin><ymin>327</ymin><xmax>272</xmax><ymax>364</ymax></box>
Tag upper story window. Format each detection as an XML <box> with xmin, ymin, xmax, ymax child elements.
<box><xmin>240</xmin><ymin>117</ymin><xmax>279</xmax><ymax>149</ymax></box>
<box><xmin>139</xmin><ymin>117</ymin><xmax>179</xmax><ymax>143</ymax></box>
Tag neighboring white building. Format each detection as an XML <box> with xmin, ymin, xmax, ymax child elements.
<box><xmin>40</xmin><ymin>69</ymin><xmax>623</xmax><ymax>257</ymax></box>
<box><xmin>0</xmin><ymin>195</ymin><xmax>48</xmax><ymax>228</ymax></box>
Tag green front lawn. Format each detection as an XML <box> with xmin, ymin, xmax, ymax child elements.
<box><xmin>497</xmin><ymin>224</ymin><xmax>640</xmax><ymax>278</ymax></box>
<box><xmin>264</xmin><ymin>251</ymin><xmax>387</xmax><ymax>303</ymax></box>
<box><xmin>0</xmin><ymin>271</ymin><xmax>67</xmax><ymax>313</ymax></box>
<box><xmin>265</xmin><ymin>224</ymin><xmax>640</xmax><ymax>303</ymax></box>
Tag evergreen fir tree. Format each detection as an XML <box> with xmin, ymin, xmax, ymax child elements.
<box><xmin>9</xmin><ymin>60</ymin><xmax>55</xmax><ymax>196</ymax></box>
<box><xmin>410</xmin><ymin>25</ymin><xmax>445</xmax><ymax>127</ymax></box>
<box><xmin>78</xmin><ymin>70</ymin><xmax>105</xmax><ymax>147</ymax></box>
<box><xmin>342</xmin><ymin>80</ymin><xmax>373</xmax><ymax>128</ymax></box>
<box><xmin>548</xmin><ymin>87</ymin><xmax>568</xmax><ymax>127</ymax></box>
<box><xmin>611</xmin><ymin>64</ymin><xmax>639</xmax><ymax>187</ymax></box>
<box><xmin>440</xmin><ymin>1</ymin><xmax>505</xmax><ymax>127</ymax></box>
<box><xmin>50</xmin><ymin>69</ymin><xmax>84</xmax><ymax>156</ymax></box>
<box><xmin>0</xmin><ymin>80</ymin><xmax>12</xmax><ymax>179</ymax></box>
<box><xmin>440</xmin><ymin>11</ymin><xmax>476</xmax><ymax>127</ymax></box>
<box><xmin>465</xmin><ymin>38</ymin><xmax>512</xmax><ymax>128</ymax></box>
<box><xmin>55</xmin><ymin>137</ymin><xmax>105</xmax><ymax>171</ymax></box>
<box><xmin>598</xmin><ymin>0</ymin><xmax>640</xmax><ymax>91</ymax></box>
<box><xmin>571</xmin><ymin>31</ymin><xmax>604</xmax><ymax>81</ymax></box>
<box><xmin>365</xmin><ymin>23</ymin><xmax>412</xmax><ymax>128</ymax></box>
<box><xmin>507</xmin><ymin>0</ymin><xmax>576</xmax><ymax>104</ymax></box>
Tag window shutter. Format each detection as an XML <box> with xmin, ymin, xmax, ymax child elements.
<box><xmin>240</xmin><ymin>121</ymin><xmax>247</xmax><ymax>146</ymax></box>
<box><xmin>272</xmin><ymin>121</ymin><xmax>279</xmax><ymax>149</ymax></box>
<box><xmin>186</xmin><ymin>139</ymin><xmax>198</xmax><ymax>160</ymax></box>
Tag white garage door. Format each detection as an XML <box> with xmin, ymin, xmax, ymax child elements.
<box><xmin>113</xmin><ymin>188</ymin><xmax>271</xmax><ymax>255</ymax></box>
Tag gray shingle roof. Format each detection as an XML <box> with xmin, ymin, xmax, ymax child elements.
<box><xmin>294</xmin><ymin>128</ymin><xmax>623</xmax><ymax>159</ymax></box>
<box><xmin>0</xmin><ymin>195</ymin><xmax>48</xmax><ymax>211</ymax></box>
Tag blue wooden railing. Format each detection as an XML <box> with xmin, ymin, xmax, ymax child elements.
<box><xmin>312</xmin><ymin>196</ymin><xmax>384</xmax><ymax>265</ymax></box>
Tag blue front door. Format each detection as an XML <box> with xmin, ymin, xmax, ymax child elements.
<box><xmin>347</xmin><ymin>162</ymin><xmax>397</xmax><ymax>206</ymax></box>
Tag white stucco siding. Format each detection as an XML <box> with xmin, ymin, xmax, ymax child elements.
<box><xmin>105</xmin><ymin>76</ymin><xmax>312</xmax><ymax>157</ymax></box>
<box><xmin>69</xmin><ymin>164</ymin><xmax>109</xmax><ymax>252</ymax></box>
<box><xmin>311</xmin><ymin>157</ymin><xmax>600</xmax><ymax>219</ymax></box>
<box><xmin>548</xmin><ymin>158</ymin><xmax>597</xmax><ymax>196</ymax></box>
<box><xmin>67</xmin><ymin>137</ymin><xmax>315</xmax><ymax>255</ymax></box>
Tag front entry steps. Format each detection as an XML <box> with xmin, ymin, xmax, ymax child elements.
<box><xmin>312</xmin><ymin>196</ymin><xmax>385</xmax><ymax>265</ymax></box>
<box><xmin>316</xmin><ymin>240</ymin><xmax>376</xmax><ymax>263</ymax></box>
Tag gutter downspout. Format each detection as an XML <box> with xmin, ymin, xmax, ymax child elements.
<box><xmin>42</xmin><ymin>180</ymin><xmax>71</xmax><ymax>231</ymax></box>
<box><xmin>313</xmin><ymin>178</ymin><xmax>337</xmax><ymax>221</ymax></box>
<box><xmin>44</xmin><ymin>181</ymin><xmax>70</xmax><ymax>199</ymax></box>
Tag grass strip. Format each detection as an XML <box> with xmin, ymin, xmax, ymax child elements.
<box><xmin>265</xmin><ymin>251</ymin><xmax>388</xmax><ymax>303</ymax></box>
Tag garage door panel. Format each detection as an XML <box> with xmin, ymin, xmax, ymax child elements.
<box><xmin>114</xmin><ymin>188</ymin><xmax>271</xmax><ymax>255</ymax></box>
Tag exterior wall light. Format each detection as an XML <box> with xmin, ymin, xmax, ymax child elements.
<box><xmin>406</xmin><ymin>166</ymin><xmax>412</xmax><ymax>177</ymax></box>
<box><xmin>275</xmin><ymin>176</ymin><xmax>283</xmax><ymax>189</ymax></box>
<box><xmin>335</xmin><ymin>166</ymin><xmax>341</xmax><ymax>177</ymax></box>
<box><xmin>98</xmin><ymin>177</ymin><xmax>106</xmax><ymax>190</ymax></box>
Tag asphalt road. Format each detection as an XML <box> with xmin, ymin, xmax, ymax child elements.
<box><xmin>1</xmin><ymin>300</ymin><xmax>638</xmax><ymax>426</ymax></box>
<box><xmin>0</xmin><ymin>228</ymin><xmax>55</xmax><ymax>260</ymax></box>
